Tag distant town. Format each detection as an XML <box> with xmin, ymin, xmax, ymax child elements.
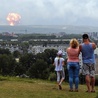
<box><xmin>0</xmin><ymin>30</ymin><xmax>98</xmax><ymax>77</ymax></box>
<box><xmin>0</xmin><ymin>32</ymin><xmax>97</xmax><ymax>55</ymax></box>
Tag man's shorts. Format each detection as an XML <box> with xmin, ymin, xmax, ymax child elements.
<box><xmin>82</xmin><ymin>63</ymin><xmax>95</xmax><ymax>77</ymax></box>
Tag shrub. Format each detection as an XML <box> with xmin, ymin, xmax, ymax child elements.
<box><xmin>48</xmin><ymin>72</ymin><xmax>56</xmax><ymax>81</ymax></box>
<box><xmin>79</xmin><ymin>74</ymin><xmax>85</xmax><ymax>84</ymax></box>
<box><xmin>95</xmin><ymin>75</ymin><xmax>98</xmax><ymax>86</ymax></box>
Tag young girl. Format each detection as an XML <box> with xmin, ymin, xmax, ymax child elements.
<box><xmin>53</xmin><ymin>50</ymin><xmax>65</xmax><ymax>90</ymax></box>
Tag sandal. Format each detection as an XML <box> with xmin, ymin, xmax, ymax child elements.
<box><xmin>75</xmin><ymin>89</ymin><xmax>78</xmax><ymax>92</ymax></box>
<box><xmin>86</xmin><ymin>90</ymin><xmax>91</xmax><ymax>93</ymax></box>
<box><xmin>58</xmin><ymin>85</ymin><xmax>62</xmax><ymax>90</ymax></box>
<box><xmin>69</xmin><ymin>89</ymin><xmax>73</xmax><ymax>92</ymax></box>
<box><xmin>91</xmin><ymin>90</ymin><xmax>95</xmax><ymax>93</ymax></box>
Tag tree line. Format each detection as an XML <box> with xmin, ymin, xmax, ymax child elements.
<box><xmin>0</xmin><ymin>48</ymin><xmax>62</xmax><ymax>80</ymax></box>
<box><xmin>0</xmin><ymin>46</ymin><xmax>87</xmax><ymax>84</ymax></box>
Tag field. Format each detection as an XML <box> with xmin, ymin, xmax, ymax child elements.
<box><xmin>0</xmin><ymin>76</ymin><xmax>97</xmax><ymax>98</ymax></box>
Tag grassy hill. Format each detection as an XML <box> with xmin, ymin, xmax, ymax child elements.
<box><xmin>0</xmin><ymin>76</ymin><xmax>97</xmax><ymax>98</ymax></box>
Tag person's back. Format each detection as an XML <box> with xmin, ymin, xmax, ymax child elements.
<box><xmin>67</xmin><ymin>47</ymin><xmax>79</xmax><ymax>62</ymax></box>
<box><xmin>54</xmin><ymin>56</ymin><xmax>64</xmax><ymax>71</ymax></box>
<box><xmin>81</xmin><ymin>43</ymin><xmax>95</xmax><ymax>64</ymax></box>
<box><xmin>79</xmin><ymin>33</ymin><xmax>96</xmax><ymax>93</ymax></box>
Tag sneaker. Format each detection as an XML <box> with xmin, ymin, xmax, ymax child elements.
<box><xmin>58</xmin><ymin>85</ymin><xmax>62</xmax><ymax>90</ymax></box>
<box><xmin>69</xmin><ymin>89</ymin><xmax>73</xmax><ymax>92</ymax></box>
<box><xmin>75</xmin><ymin>89</ymin><xmax>78</xmax><ymax>92</ymax></box>
<box><xmin>86</xmin><ymin>90</ymin><xmax>91</xmax><ymax>93</ymax></box>
<box><xmin>91</xmin><ymin>90</ymin><xmax>95</xmax><ymax>93</ymax></box>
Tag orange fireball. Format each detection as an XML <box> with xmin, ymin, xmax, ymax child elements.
<box><xmin>7</xmin><ymin>13</ymin><xmax>21</xmax><ymax>26</ymax></box>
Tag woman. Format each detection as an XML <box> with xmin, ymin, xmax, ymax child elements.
<box><xmin>67</xmin><ymin>38</ymin><xmax>80</xmax><ymax>92</ymax></box>
<box><xmin>53</xmin><ymin>50</ymin><xmax>65</xmax><ymax>90</ymax></box>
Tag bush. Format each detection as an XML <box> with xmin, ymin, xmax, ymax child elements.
<box><xmin>79</xmin><ymin>74</ymin><xmax>85</xmax><ymax>84</ymax></box>
<box><xmin>28</xmin><ymin>59</ymin><xmax>49</xmax><ymax>79</ymax></box>
<box><xmin>48</xmin><ymin>72</ymin><xmax>56</xmax><ymax>81</ymax></box>
<box><xmin>95</xmin><ymin>75</ymin><xmax>98</xmax><ymax>86</ymax></box>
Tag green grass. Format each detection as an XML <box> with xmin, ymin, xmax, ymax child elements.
<box><xmin>0</xmin><ymin>76</ymin><xmax>97</xmax><ymax>98</ymax></box>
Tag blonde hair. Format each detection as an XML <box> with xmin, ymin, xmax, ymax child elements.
<box><xmin>70</xmin><ymin>38</ymin><xmax>79</xmax><ymax>48</ymax></box>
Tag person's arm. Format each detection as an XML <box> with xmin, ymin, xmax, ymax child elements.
<box><xmin>66</xmin><ymin>48</ymin><xmax>68</xmax><ymax>58</ymax></box>
<box><xmin>77</xmin><ymin>47</ymin><xmax>80</xmax><ymax>55</ymax></box>
<box><xmin>79</xmin><ymin>44</ymin><xmax>82</xmax><ymax>52</ymax></box>
<box><xmin>92</xmin><ymin>43</ymin><xmax>96</xmax><ymax>50</ymax></box>
<box><xmin>66</xmin><ymin>48</ymin><xmax>68</xmax><ymax>53</ymax></box>
<box><xmin>62</xmin><ymin>61</ymin><xmax>65</xmax><ymax>66</ymax></box>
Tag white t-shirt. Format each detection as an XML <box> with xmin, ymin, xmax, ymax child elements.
<box><xmin>54</xmin><ymin>57</ymin><xmax>64</xmax><ymax>71</ymax></box>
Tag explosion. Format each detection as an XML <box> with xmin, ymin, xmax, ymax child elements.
<box><xmin>7</xmin><ymin>13</ymin><xmax>21</xmax><ymax>26</ymax></box>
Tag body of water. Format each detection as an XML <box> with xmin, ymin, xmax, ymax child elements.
<box><xmin>0</xmin><ymin>25</ymin><xmax>98</xmax><ymax>34</ymax></box>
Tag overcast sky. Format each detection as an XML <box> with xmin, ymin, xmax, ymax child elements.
<box><xmin>0</xmin><ymin>0</ymin><xmax>98</xmax><ymax>26</ymax></box>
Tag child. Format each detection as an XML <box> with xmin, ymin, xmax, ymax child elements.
<box><xmin>53</xmin><ymin>50</ymin><xmax>65</xmax><ymax>90</ymax></box>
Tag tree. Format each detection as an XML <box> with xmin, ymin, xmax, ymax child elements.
<box><xmin>13</xmin><ymin>50</ymin><xmax>21</xmax><ymax>58</ymax></box>
<box><xmin>44</xmin><ymin>49</ymin><xmax>57</xmax><ymax>64</ymax></box>
<box><xmin>19</xmin><ymin>53</ymin><xmax>36</xmax><ymax>75</ymax></box>
<box><xmin>20</xmin><ymin>42</ymin><xmax>29</xmax><ymax>54</ymax></box>
<box><xmin>28</xmin><ymin>59</ymin><xmax>49</xmax><ymax>79</ymax></box>
<box><xmin>0</xmin><ymin>48</ymin><xmax>11</xmax><ymax>55</ymax></box>
<box><xmin>0</xmin><ymin>54</ymin><xmax>16</xmax><ymax>76</ymax></box>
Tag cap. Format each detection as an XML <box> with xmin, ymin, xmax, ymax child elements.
<box><xmin>57</xmin><ymin>50</ymin><xmax>62</xmax><ymax>56</ymax></box>
<box><xmin>82</xmin><ymin>34</ymin><xmax>89</xmax><ymax>39</ymax></box>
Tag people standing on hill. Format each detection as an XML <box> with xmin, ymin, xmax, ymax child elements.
<box><xmin>79</xmin><ymin>34</ymin><xmax>96</xmax><ymax>93</ymax></box>
<box><xmin>66</xmin><ymin>38</ymin><xmax>80</xmax><ymax>92</ymax></box>
<box><xmin>53</xmin><ymin>50</ymin><xmax>65</xmax><ymax>90</ymax></box>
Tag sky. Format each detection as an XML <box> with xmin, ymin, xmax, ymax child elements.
<box><xmin>1</xmin><ymin>0</ymin><xmax>98</xmax><ymax>26</ymax></box>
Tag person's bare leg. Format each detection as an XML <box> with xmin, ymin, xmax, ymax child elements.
<box><xmin>59</xmin><ymin>70</ymin><xmax>65</xmax><ymax>89</ymax></box>
<box><xmin>57</xmin><ymin>72</ymin><xmax>62</xmax><ymax>90</ymax></box>
<box><xmin>91</xmin><ymin>77</ymin><xmax>95</xmax><ymax>92</ymax></box>
<box><xmin>85</xmin><ymin>75</ymin><xmax>91</xmax><ymax>92</ymax></box>
<box><xmin>58</xmin><ymin>78</ymin><xmax>64</xmax><ymax>90</ymax></box>
<box><xmin>59</xmin><ymin>78</ymin><xmax>64</xmax><ymax>85</ymax></box>
<box><xmin>57</xmin><ymin>81</ymin><xmax>62</xmax><ymax>90</ymax></box>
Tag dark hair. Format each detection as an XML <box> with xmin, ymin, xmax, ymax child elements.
<box><xmin>82</xmin><ymin>34</ymin><xmax>89</xmax><ymax>39</ymax></box>
<box><xmin>58</xmin><ymin>58</ymin><xmax>60</xmax><ymax>65</ymax></box>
